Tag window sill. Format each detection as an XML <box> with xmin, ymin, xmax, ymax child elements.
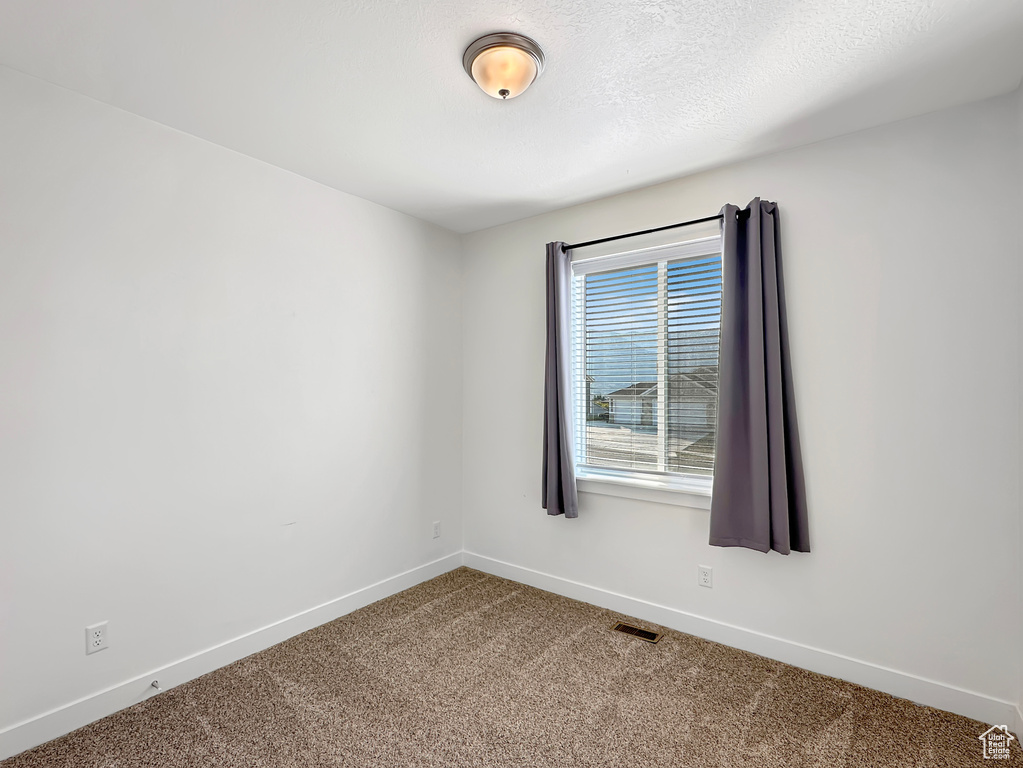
<box><xmin>576</xmin><ymin>471</ymin><xmax>711</xmax><ymax>510</ymax></box>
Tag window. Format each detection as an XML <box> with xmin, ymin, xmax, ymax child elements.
<box><xmin>570</xmin><ymin>235</ymin><xmax>722</xmax><ymax>498</ymax></box>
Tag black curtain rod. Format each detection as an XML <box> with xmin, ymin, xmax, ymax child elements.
<box><xmin>564</xmin><ymin>209</ymin><xmax>747</xmax><ymax>251</ymax></box>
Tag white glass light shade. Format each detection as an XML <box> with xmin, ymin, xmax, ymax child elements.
<box><xmin>470</xmin><ymin>46</ymin><xmax>537</xmax><ymax>99</ymax></box>
<box><xmin>463</xmin><ymin>33</ymin><xmax>545</xmax><ymax>100</ymax></box>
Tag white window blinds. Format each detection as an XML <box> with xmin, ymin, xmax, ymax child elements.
<box><xmin>571</xmin><ymin>236</ymin><xmax>722</xmax><ymax>481</ymax></box>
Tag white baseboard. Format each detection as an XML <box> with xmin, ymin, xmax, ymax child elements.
<box><xmin>0</xmin><ymin>552</ymin><xmax>464</xmax><ymax>762</ymax></box>
<box><xmin>1013</xmin><ymin>704</ymin><xmax>1023</xmax><ymax>741</ymax></box>
<box><xmin>4</xmin><ymin>550</ymin><xmax>1019</xmax><ymax>761</ymax></box>
<box><xmin>462</xmin><ymin>551</ymin><xmax>1019</xmax><ymax>729</ymax></box>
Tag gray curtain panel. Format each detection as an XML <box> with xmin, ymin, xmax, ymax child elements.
<box><xmin>710</xmin><ymin>200</ymin><xmax>810</xmax><ymax>554</ymax></box>
<box><xmin>542</xmin><ymin>241</ymin><xmax>579</xmax><ymax>518</ymax></box>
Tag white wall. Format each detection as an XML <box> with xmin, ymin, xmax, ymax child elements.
<box><xmin>0</xmin><ymin>65</ymin><xmax>462</xmax><ymax>742</ymax></box>
<box><xmin>1016</xmin><ymin>83</ymin><xmax>1023</xmax><ymax>736</ymax></box>
<box><xmin>462</xmin><ymin>90</ymin><xmax>1021</xmax><ymax>718</ymax></box>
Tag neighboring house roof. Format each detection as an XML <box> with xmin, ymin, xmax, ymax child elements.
<box><xmin>671</xmin><ymin>369</ymin><xmax>718</xmax><ymax>396</ymax></box>
<box><xmin>607</xmin><ymin>383</ymin><xmax>657</xmax><ymax>398</ymax></box>
<box><xmin>607</xmin><ymin>369</ymin><xmax>719</xmax><ymax>400</ymax></box>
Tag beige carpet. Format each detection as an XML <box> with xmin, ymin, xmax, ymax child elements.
<box><xmin>4</xmin><ymin>567</ymin><xmax>1019</xmax><ymax>767</ymax></box>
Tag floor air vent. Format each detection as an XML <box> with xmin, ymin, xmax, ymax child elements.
<box><xmin>611</xmin><ymin>622</ymin><xmax>662</xmax><ymax>644</ymax></box>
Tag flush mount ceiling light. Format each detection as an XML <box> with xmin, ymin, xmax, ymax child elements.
<box><xmin>462</xmin><ymin>33</ymin><xmax>545</xmax><ymax>100</ymax></box>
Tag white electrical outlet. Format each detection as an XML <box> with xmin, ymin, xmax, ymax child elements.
<box><xmin>698</xmin><ymin>565</ymin><xmax>713</xmax><ymax>589</ymax></box>
<box><xmin>432</xmin><ymin>521</ymin><xmax>441</xmax><ymax>539</ymax></box>
<box><xmin>85</xmin><ymin>622</ymin><xmax>108</xmax><ymax>654</ymax></box>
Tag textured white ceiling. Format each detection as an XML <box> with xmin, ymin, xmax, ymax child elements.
<box><xmin>1</xmin><ymin>0</ymin><xmax>1021</xmax><ymax>232</ymax></box>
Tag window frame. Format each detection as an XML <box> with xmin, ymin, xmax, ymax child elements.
<box><xmin>569</xmin><ymin>234</ymin><xmax>723</xmax><ymax>509</ymax></box>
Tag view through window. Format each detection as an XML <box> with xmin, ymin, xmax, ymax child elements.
<box><xmin>571</xmin><ymin>237</ymin><xmax>722</xmax><ymax>482</ymax></box>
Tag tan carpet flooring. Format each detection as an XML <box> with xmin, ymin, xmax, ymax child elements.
<box><xmin>4</xmin><ymin>567</ymin><xmax>1019</xmax><ymax>767</ymax></box>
